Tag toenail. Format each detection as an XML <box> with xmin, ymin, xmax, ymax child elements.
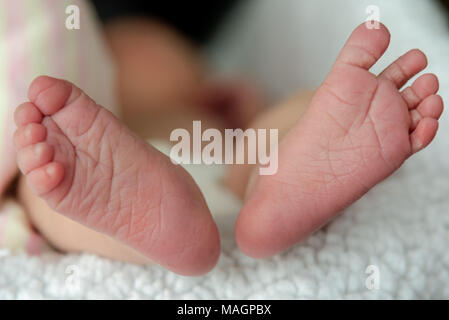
<box><xmin>413</xmin><ymin>139</ymin><xmax>423</xmax><ymax>151</ymax></box>
<box><xmin>25</xmin><ymin>126</ymin><xmax>32</xmax><ymax>139</ymax></box>
<box><xmin>46</xmin><ymin>165</ymin><xmax>55</xmax><ymax>176</ymax></box>
<box><xmin>34</xmin><ymin>144</ymin><xmax>43</xmax><ymax>156</ymax></box>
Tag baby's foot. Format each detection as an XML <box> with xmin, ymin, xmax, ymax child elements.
<box><xmin>14</xmin><ymin>76</ymin><xmax>220</xmax><ymax>275</ymax></box>
<box><xmin>236</xmin><ymin>23</ymin><xmax>444</xmax><ymax>258</ymax></box>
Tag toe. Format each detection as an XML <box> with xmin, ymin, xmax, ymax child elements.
<box><xmin>29</xmin><ymin>76</ymin><xmax>104</xmax><ymax>138</ymax></box>
<box><xmin>379</xmin><ymin>49</ymin><xmax>427</xmax><ymax>89</ymax></box>
<box><xmin>14</xmin><ymin>123</ymin><xmax>47</xmax><ymax>149</ymax></box>
<box><xmin>335</xmin><ymin>22</ymin><xmax>390</xmax><ymax>69</ymax></box>
<box><xmin>28</xmin><ymin>76</ymin><xmax>73</xmax><ymax>116</ymax></box>
<box><xmin>410</xmin><ymin>95</ymin><xmax>444</xmax><ymax>131</ymax></box>
<box><xmin>402</xmin><ymin>74</ymin><xmax>439</xmax><ymax>109</ymax></box>
<box><xmin>418</xmin><ymin>94</ymin><xmax>444</xmax><ymax>119</ymax></box>
<box><xmin>17</xmin><ymin>142</ymin><xmax>54</xmax><ymax>174</ymax></box>
<box><xmin>410</xmin><ymin>117</ymin><xmax>439</xmax><ymax>154</ymax></box>
<box><xmin>14</xmin><ymin>102</ymin><xmax>43</xmax><ymax>127</ymax></box>
<box><xmin>26</xmin><ymin>162</ymin><xmax>64</xmax><ymax>196</ymax></box>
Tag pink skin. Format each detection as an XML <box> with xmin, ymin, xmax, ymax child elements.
<box><xmin>14</xmin><ymin>76</ymin><xmax>220</xmax><ymax>276</ymax></box>
<box><xmin>235</xmin><ymin>23</ymin><xmax>444</xmax><ymax>258</ymax></box>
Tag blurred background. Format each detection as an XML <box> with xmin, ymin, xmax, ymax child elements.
<box><xmin>88</xmin><ymin>0</ymin><xmax>449</xmax><ymax>100</ymax></box>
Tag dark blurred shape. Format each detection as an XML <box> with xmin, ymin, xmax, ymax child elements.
<box><xmin>90</xmin><ymin>0</ymin><xmax>241</xmax><ymax>45</ymax></box>
<box><xmin>438</xmin><ymin>0</ymin><xmax>449</xmax><ymax>16</ymax></box>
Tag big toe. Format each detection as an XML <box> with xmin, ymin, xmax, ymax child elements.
<box><xmin>335</xmin><ymin>22</ymin><xmax>390</xmax><ymax>69</ymax></box>
<box><xmin>28</xmin><ymin>76</ymin><xmax>73</xmax><ymax>116</ymax></box>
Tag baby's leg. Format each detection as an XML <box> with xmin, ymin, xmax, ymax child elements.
<box><xmin>105</xmin><ymin>17</ymin><xmax>266</xmax><ymax>136</ymax></box>
<box><xmin>104</xmin><ymin>18</ymin><xmax>206</xmax><ymax>122</ymax></box>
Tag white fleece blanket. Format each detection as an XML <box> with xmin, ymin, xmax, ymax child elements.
<box><xmin>1</xmin><ymin>0</ymin><xmax>449</xmax><ymax>299</ymax></box>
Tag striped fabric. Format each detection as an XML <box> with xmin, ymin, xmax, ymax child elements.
<box><xmin>0</xmin><ymin>0</ymin><xmax>119</xmax><ymax>253</ymax></box>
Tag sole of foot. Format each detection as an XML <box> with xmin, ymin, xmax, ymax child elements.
<box><xmin>236</xmin><ymin>23</ymin><xmax>443</xmax><ymax>258</ymax></box>
<box><xmin>14</xmin><ymin>76</ymin><xmax>220</xmax><ymax>276</ymax></box>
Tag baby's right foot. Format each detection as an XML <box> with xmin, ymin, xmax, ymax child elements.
<box><xmin>14</xmin><ymin>76</ymin><xmax>220</xmax><ymax>275</ymax></box>
<box><xmin>236</xmin><ymin>23</ymin><xmax>444</xmax><ymax>258</ymax></box>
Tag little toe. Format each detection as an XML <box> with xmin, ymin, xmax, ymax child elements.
<box><xmin>402</xmin><ymin>73</ymin><xmax>439</xmax><ymax>109</ymax></box>
<box><xmin>26</xmin><ymin>162</ymin><xmax>64</xmax><ymax>196</ymax></box>
<box><xmin>379</xmin><ymin>49</ymin><xmax>427</xmax><ymax>89</ymax></box>
<box><xmin>17</xmin><ymin>142</ymin><xmax>54</xmax><ymax>174</ymax></box>
<box><xmin>410</xmin><ymin>117</ymin><xmax>439</xmax><ymax>154</ymax></box>
<box><xmin>14</xmin><ymin>123</ymin><xmax>47</xmax><ymax>149</ymax></box>
<box><xmin>14</xmin><ymin>102</ymin><xmax>43</xmax><ymax>127</ymax></box>
<box><xmin>28</xmin><ymin>76</ymin><xmax>73</xmax><ymax>116</ymax></box>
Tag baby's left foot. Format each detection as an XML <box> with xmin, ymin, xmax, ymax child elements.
<box><xmin>236</xmin><ymin>23</ymin><xmax>444</xmax><ymax>258</ymax></box>
<box><xmin>13</xmin><ymin>76</ymin><xmax>220</xmax><ymax>275</ymax></box>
